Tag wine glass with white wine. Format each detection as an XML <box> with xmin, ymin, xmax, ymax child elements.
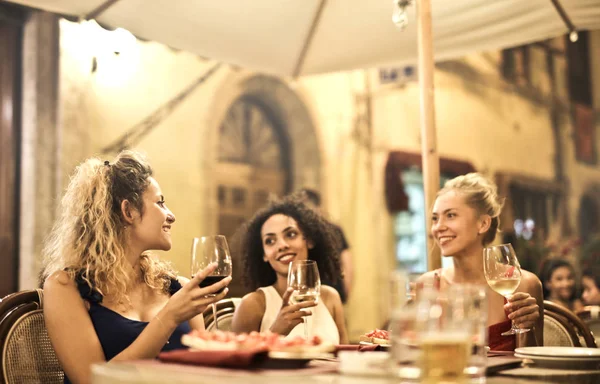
<box><xmin>287</xmin><ymin>260</ymin><xmax>320</xmax><ymax>339</ymax></box>
<box><xmin>483</xmin><ymin>243</ymin><xmax>530</xmax><ymax>335</ymax></box>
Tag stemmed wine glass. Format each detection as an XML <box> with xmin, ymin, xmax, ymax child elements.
<box><xmin>287</xmin><ymin>260</ymin><xmax>320</xmax><ymax>339</ymax></box>
<box><xmin>191</xmin><ymin>235</ymin><xmax>232</xmax><ymax>330</ymax></box>
<box><xmin>483</xmin><ymin>243</ymin><xmax>530</xmax><ymax>335</ymax></box>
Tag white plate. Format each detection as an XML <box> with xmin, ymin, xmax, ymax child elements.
<box><xmin>515</xmin><ymin>347</ymin><xmax>600</xmax><ymax>358</ymax></box>
<box><xmin>359</xmin><ymin>341</ymin><xmax>391</xmax><ymax>348</ymax></box>
<box><xmin>514</xmin><ymin>353</ymin><xmax>600</xmax><ymax>370</ymax></box>
<box><xmin>338</xmin><ymin>351</ymin><xmax>391</xmax><ymax>377</ymax></box>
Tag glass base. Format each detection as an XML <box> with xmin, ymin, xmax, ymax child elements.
<box><xmin>501</xmin><ymin>327</ymin><xmax>530</xmax><ymax>336</ymax></box>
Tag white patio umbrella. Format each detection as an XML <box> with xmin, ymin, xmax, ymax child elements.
<box><xmin>6</xmin><ymin>0</ymin><xmax>600</xmax><ymax>268</ymax></box>
<box><xmin>4</xmin><ymin>0</ymin><xmax>597</xmax><ymax>77</ymax></box>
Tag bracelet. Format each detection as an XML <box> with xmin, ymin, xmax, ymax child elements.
<box><xmin>154</xmin><ymin>315</ymin><xmax>170</xmax><ymax>344</ymax></box>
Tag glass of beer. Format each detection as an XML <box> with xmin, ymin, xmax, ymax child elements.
<box><xmin>452</xmin><ymin>285</ymin><xmax>488</xmax><ymax>381</ymax></box>
<box><xmin>417</xmin><ymin>287</ymin><xmax>471</xmax><ymax>384</ymax></box>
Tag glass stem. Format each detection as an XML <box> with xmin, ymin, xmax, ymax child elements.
<box><xmin>212</xmin><ymin>303</ymin><xmax>218</xmax><ymax>330</ymax></box>
<box><xmin>511</xmin><ymin>320</ymin><xmax>519</xmax><ymax>332</ymax></box>
<box><xmin>304</xmin><ymin>316</ymin><xmax>309</xmax><ymax>339</ymax></box>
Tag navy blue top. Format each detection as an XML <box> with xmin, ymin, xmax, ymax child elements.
<box><xmin>64</xmin><ymin>273</ymin><xmax>191</xmax><ymax>384</ymax></box>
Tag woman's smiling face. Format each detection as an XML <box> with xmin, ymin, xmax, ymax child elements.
<box><xmin>261</xmin><ymin>214</ymin><xmax>311</xmax><ymax>277</ymax></box>
<box><xmin>546</xmin><ymin>266</ymin><xmax>575</xmax><ymax>301</ymax></box>
<box><xmin>431</xmin><ymin>190</ymin><xmax>489</xmax><ymax>257</ymax></box>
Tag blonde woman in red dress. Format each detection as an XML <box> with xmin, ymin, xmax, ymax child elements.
<box><xmin>418</xmin><ymin>173</ymin><xmax>543</xmax><ymax>350</ymax></box>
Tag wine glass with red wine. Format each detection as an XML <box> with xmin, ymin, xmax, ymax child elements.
<box><xmin>191</xmin><ymin>235</ymin><xmax>232</xmax><ymax>330</ymax></box>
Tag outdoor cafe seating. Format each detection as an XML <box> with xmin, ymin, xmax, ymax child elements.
<box><xmin>202</xmin><ymin>298</ymin><xmax>242</xmax><ymax>332</ymax></box>
<box><xmin>578</xmin><ymin>305</ymin><xmax>600</xmax><ymax>345</ymax></box>
<box><xmin>544</xmin><ymin>300</ymin><xmax>597</xmax><ymax>348</ymax></box>
<box><xmin>2</xmin><ymin>290</ymin><xmax>600</xmax><ymax>384</ymax></box>
<box><xmin>0</xmin><ymin>289</ymin><xmax>64</xmax><ymax>383</ymax></box>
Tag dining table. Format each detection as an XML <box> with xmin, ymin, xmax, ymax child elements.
<box><xmin>90</xmin><ymin>353</ymin><xmax>600</xmax><ymax>384</ymax></box>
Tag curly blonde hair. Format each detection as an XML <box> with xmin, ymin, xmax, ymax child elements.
<box><xmin>41</xmin><ymin>151</ymin><xmax>176</xmax><ymax>303</ymax></box>
<box><xmin>438</xmin><ymin>173</ymin><xmax>505</xmax><ymax>245</ymax></box>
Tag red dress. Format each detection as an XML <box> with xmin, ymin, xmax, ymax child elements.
<box><xmin>488</xmin><ymin>300</ymin><xmax>516</xmax><ymax>351</ymax></box>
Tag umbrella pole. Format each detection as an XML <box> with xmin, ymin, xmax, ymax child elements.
<box><xmin>417</xmin><ymin>0</ymin><xmax>441</xmax><ymax>271</ymax></box>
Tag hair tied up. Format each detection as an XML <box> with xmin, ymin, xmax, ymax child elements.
<box><xmin>104</xmin><ymin>161</ymin><xmax>110</xmax><ymax>166</ymax></box>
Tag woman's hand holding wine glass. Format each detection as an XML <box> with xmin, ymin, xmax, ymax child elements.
<box><xmin>269</xmin><ymin>288</ymin><xmax>318</xmax><ymax>335</ymax></box>
<box><xmin>287</xmin><ymin>260</ymin><xmax>321</xmax><ymax>339</ymax></box>
<box><xmin>503</xmin><ymin>292</ymin><xmax>540</xmax><ymax>330</ymax></box>
<box><xmin>191</xmin><ymin>235</ymin><xmax>233</xmax><ymax>330</ymax></box>
<box><xmin>483</xmin><ymin>243</ymin><xmax>531</xmax><ymax>336</ymax></box>
<box><xmin>160</xmin><ymin>263</ymin><xmax>231</xmax><ymax>327</ymax></box>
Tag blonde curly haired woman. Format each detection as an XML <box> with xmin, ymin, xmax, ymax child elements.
<box><xmin>418</xmin><ymin>173</ymin><xmax>543</xmax><ymax>351</ymax></box>
<box><xmin>42</xmin><ymin>151</ymin><xmax>231</xmax><ymax>384</ymax></box>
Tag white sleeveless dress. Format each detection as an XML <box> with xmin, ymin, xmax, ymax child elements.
<box><xmin>258</xmin><ymin>286</ymin><xmax>340</xmax><ymax>345</ymax></box>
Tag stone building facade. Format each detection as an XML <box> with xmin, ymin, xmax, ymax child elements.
<box><xmin>9</xmin><ymin>13</ymin><xmax>600</xmax><ymax>338</ymax></box>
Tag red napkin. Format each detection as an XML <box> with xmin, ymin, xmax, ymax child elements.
<box><xmin>158</xmin><ymin>348</ymin><xmax>269</xmax><ymax>368</ymax></box>
<box><xmin>335</xmin><ymin>344</ymin><xmax>381</xmax><ymax>353</ymax></box>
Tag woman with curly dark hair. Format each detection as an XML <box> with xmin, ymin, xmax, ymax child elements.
<box><xmin>231</xmin><ymin>196</ymin><xmax>348</xmax><ymax>344</ymax></box>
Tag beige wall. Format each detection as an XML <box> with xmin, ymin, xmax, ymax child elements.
<box><xmin>50</xmin><ymin>20</ymin><xmax>600</xmax><ymax>339</ymax></box>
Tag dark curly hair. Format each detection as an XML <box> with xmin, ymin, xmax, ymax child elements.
<box><xmin>539</xmin><ymin>258</ymin><xmax>576</xmax><ymax>301</ymax></box>
<box><xmin>582</xmin><ymin>265</ymin><xmax>600</xmax><ymax>291</ymax></box>
<box><xmin>238</xmin><ymin>195</ymin><xmax>341</xmax><ymax>292</ymax></box>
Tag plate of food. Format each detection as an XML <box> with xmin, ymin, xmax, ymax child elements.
<box><xmin>180</xmin><ymin>330</ymin><xmax>335</xmax><ymax>368</ymax></box>
<box><xmin>182</xmin><ymin>330</ymin><xmax>335</xmax><ymax>352</ymax></box>
<box><xmin>359</xmin><ymin>329</ymin><xmax>391</xmax><ymax>348</ymax></box>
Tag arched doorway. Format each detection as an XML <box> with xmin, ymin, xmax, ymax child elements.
<box><xmin>216</xmin><ymin>96</ymin><xmax>291</xmax><ymax>240</ymax></box>
<box><xmin>207</xmin><ymin>74</ymin><xmax>322</xmax><ymax>297</ymax></box>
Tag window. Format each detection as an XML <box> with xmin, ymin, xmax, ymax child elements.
<box><xmin>509</xmin><ymin>184</ymin><xmax>560</xmax><ymax>240</ymax></box>
<box><xmin>567</xmin><ymin>31</ymin><xmax>596</xmax><ymax>164</ymax></box>
<box><xmin>496</xmin><ymin>173</ymin><xmax>563</xmax><ymax>243</ymax></box>
<box><xmin>393</xmin><ymin>169</ymin><xmax>453</xmax><ymax>274</ymax></box>
<box><xmin>231</xmin><ymin>188</ymin><xmax>246</xmax><ymax>207</ymax></box>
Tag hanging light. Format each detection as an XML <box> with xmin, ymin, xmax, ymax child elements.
<box><xmin>569</xmin><ymin>30</ymin><xmax>579</xmax><ymax>43</ymax></box>
<box><xmin>392</xmin><ymin>0</ymin><xmax>413</xmax><ymax>30</ymax></box>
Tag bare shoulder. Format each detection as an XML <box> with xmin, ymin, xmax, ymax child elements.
<box><xmin>320</xmin><ymin>285</ymin><xmax>342</xmax><ymax>305</ymax></box>
<box><xmin>43</xmin><ymin>270</ymin><xmax>89</xmax><ymax>309</ymax></box>
<box><xmin>417</xmin><ymin>270</ymin><xmax>440</xmax><ymax>285</ymax></box>
<box><xmin>320</xmin><ymin>285</ymin><xmax>340</xmax><ymax>299</ymax></box>
<box><xmin>43</xmin><ymin>270</ymin><xmax>77</xmax><ymax>292</ymax></box>
<box><xmin>521</xmin><ymin>270</ymin><xmax>543</xmax><ymax>293</ymax></box>
<box><xmin>237</xmin><ymin>290</ymin><xmax>266</xmax><ymax>314</ymax></box>
<box><xmin>231</xmin><ymin>290</ymin><xmax>266</xmax><ymax>333</ymax></box>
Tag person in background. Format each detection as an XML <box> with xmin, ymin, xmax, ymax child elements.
<box><xmin>417</xmin><ymin>173</ymin><xmax>543</xmax><ymax>351</ymax></box>
<box><xmin>231</xmin><ymin>196</ymin><xmax>348</xmax><ymax>344</ymax></box>
<box><xmin>299</xmin><ymin>188</ymin><xmax>353</xmax><ymax>303</ymax></box>
<box><xmin>582</xmin><ymin>266</ymin><xmax>600</xmax><ymax>306</ymax></box>
<box><xmin>41</xmin><ymin>151</ymin><xmax>231</xmax><ymax>384</ymax></box>
<box><xmin>540</xmin><ymin>258</ymin><xmax>583</xmax><ymax>312</ymax></box>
